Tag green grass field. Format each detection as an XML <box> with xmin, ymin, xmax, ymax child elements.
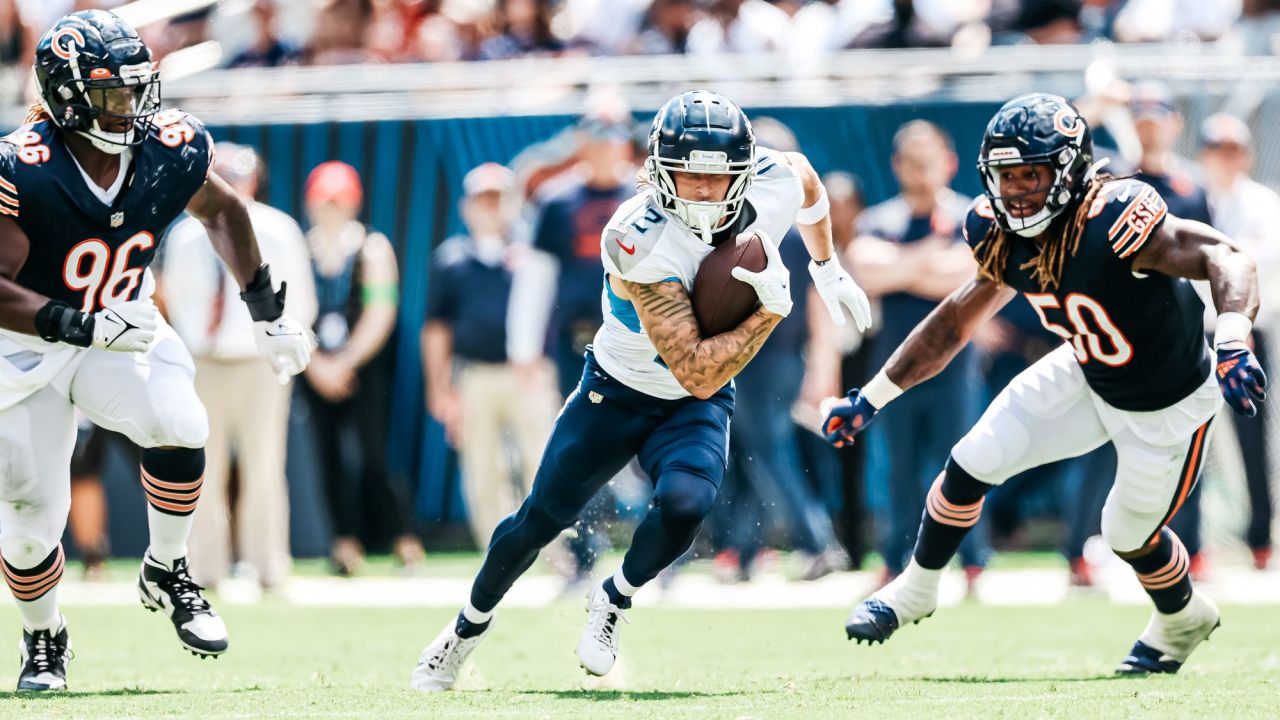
<box><xmin>1</xmin><ymin>597</ymin><xmax>1277</xmax><ymax>719</ymax></box>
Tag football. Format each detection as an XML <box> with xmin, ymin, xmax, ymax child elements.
<box><xmin>691</xmin><ymin>232</ymin><xmax>767</xmax><ymax>336</ymax></box>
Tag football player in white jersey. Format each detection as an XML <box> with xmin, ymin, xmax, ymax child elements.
<box><xmin>411</xmin><ymin>90</ymin><xmax>871</xmax><ymax>690</ymax></box>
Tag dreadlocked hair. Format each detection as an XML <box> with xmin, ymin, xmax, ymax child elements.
<box><xmin>973</xmin><ymin>174</ymin><xmax>1113</xmax><ymax>292</ymax></box>
<box><xmin>24</xmin><ymin>104</ymin><xmax>50</xmax><ymax>124</ymax></box>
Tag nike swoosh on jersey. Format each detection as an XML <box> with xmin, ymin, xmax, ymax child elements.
<box><xmin>615</xmin><ymin>238</ymin><xmax>636</xmax><ymax>255</ymax></box>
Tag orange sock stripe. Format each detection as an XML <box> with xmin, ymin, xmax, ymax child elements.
<box><xmin>2</xmin><ymin>547</ymin><xmax>64</xmax><ymax>601</ymax></box>
<box><xmin>926</xmin><ymin>494</ymin><xmax>982</xmax><ymax>527</ymax></box>
<box><xmin>141</xmin><ymin>468</ymin><xmax>204</xmax><ymax>492</ymax></box>
<box><xmin>1138</xmin><ymin>541</ymin><xmax>1189</xmax><ymax>590</ymax></box>
<box><xmin>142</xmin><ymin>480</ymin><xmax>203</xmax><ymax>503</ymax></box>
<box><xmin>928</xmin><ymin>477</ymin><xmax>985</xmax><ymax>514</ymax></box>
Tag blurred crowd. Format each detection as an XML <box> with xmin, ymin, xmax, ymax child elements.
<box><xmin>4</xmin><ymin>0</ymin><xmax>1280</xmax><ymax>74</ymax></box>
<box><xmin>41</xmin><ymin>79</ymin><xmax>1278</xmax><ymax>598</ymax></box>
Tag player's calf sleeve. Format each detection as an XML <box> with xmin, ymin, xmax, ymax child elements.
<box><xmin>142</xmin><ymin>447</ymin><xmax>205</xmax><ymax>564</ymax></box>
<box><xmin>621</xmin><ymin>471</ymin><xmax>717</xmax><ymax>589</ymax></box>
<box><xmin>1117</xmin><ymin>528</ymin><xmax>1193</xmax><ymax>614</ymax></box>
<box><xmin>469</xmin><ymin>502</ymin><xmax>571</xmax><ymax>615</ymax></box>
<box><xmin>1</xmin><ymin>543</ymin><xmax>64</xmax><ymax>631</ymax></box>
<box><xmin>912</xmin><ymin>458</ymin><xmax>995</xmax><ymax>570</ymax></box>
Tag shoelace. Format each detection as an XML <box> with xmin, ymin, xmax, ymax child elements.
<box><xmin>159</xmin><ymin>567</ymin><xmax>212</xmax><ymax>614</ymax></box>
<box><xmin>586</xmin><ymin>600</ymin><xmax>628</xmax><ymax>650</ymax></box>
<box><xmin>425</xmin><ymin>636</ymin><xmax>465</xmax><ymax>673</ymax></box>
<box><xmin>25</xmin><ymin>631</ymin><xmax>68</xmax><ymax>674</ymax></box>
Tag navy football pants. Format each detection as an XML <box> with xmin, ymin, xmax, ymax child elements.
<box><xmin>469</xmin><ymin>351</ymin><xmax>733</xmax><ymax>612</ymax></box>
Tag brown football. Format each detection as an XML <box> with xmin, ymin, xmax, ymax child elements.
<box><xmin>691</xmin><ymin>232</ymin><xmax>767</xmax><ymax>336</ymax></box>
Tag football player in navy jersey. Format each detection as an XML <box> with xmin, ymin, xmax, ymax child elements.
<box><xmin>824</xmin><ymin>93</ymin><xmax>1265</xmax><ymax>675</ymax></box>
<box><xmin>0</xmin><ymin>11</ymin><xmax>312</xmax><ymax>690</ymax></box>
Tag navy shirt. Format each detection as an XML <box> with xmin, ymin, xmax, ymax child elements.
<box><xmin>426</xmin><ymin>236</ymin><xmax>513</xmax><ymax>363</ymax></box>
<box><xmin>857</xmin><ymin>190</ymin><xmax>973</xmax><ymax>368</ymax></box>
<box><xmin>964</xmin><ymin>179</ymin><xmax>1210</xmax><ymax>411</ymax></box>
<box><xmin>0</xmin><ymin>110</ymin><xmax>212</xmax><ymax>313</ymax></box>
<box><xmin>532</xmin><ymin>179</ymin><xmax>634</xmax><ymax>351</ymax></box>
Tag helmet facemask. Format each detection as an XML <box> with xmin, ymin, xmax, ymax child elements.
<box><xmin>979</xmin><ymin>145</ymin><xmax>1082</xmax><ymax>238</ymax></box>
<box><xmin>39</xmin><ymin>51</ymin><xmax>159</xmax><ymax>155</ymax></box>
<box><xmin>648</xmin><ymin>148</ymin><xmax>753</xmax><ymax>245</ymax></box>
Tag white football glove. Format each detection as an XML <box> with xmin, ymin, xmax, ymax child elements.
<box><xmin>92</xmin><ymin>300</ymin><xmax>159</xmax><ymax>352</ymax></box>
<box><xmin>254</xmin><ymin>314</ymin><xmax>315</xmax><ymax>384</ymax></box>
<box><xmin>809</xmin><ymin>258</ymin><xmax>872</xmax><ymax>332</ymax></box>
<box><xmin>730</xmin><ymin>231</ymin><xmax>793</xmax><ymax>318</ymax></box>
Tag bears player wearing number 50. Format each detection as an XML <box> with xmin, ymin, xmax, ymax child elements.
<box><xmin>0</xmin><ymin>11</ymin><xmax>312</xmax><ymax>690</ymax></box>
<box><xmin>825</xmin><ymin>94</ymin><xmax>1265</xmax><ymax>674</ymax></box>
<box><xmin>411</xmin><ymin>90</ymin><xmax>871</xmax><ymax>690</ymax></box>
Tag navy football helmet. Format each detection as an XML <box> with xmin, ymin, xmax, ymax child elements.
<box><xmin>978</xmin><ymin>93</ymin><xmax>1094</xmax><ymax>238</ymax></box>
<box><xmin>646</xmin><ymin>90</ymin><xmax>755</xmax><ymax>244</ymax></box>
<box><xmin>34</xmin><ymin>10</ymin><xmax>160</xmax><ymax>155</ymax></box>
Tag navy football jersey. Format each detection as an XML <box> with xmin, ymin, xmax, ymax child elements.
<box><xmin>963</xmin><ymin>178</ymin><xmax>1211</xmax><ymax>411</ymax></box>
<box><xmin>0</xmin><ymin>109</ymin><xmax>213</xmax><ymax>313</ymax></box>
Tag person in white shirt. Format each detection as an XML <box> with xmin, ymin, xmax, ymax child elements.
<box><xmin>1199</xmin><ymin>112</ymin><xmax>1280</xmax><ymax>569</ymax></box>
<box><xmin>159</xmin><ymin>143</ymin><xmax>317</xmax><ymax>591</ymax></box>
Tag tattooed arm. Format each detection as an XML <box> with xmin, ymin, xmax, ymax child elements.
<box><xmin>615</xmin><ymin>275</ymin><xmax>782</xmax><ymax>399</ymax></box>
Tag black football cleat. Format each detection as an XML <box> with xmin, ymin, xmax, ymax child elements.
<box><xmin>1115</xmin><ymin>591</ymin><xmax>1220</xmax><ymax>675</ymax></box>
<box><xmin>845</xmin><ymin>599</ymin><xmax>901</xmax><ymax>644</ymax></box>
<box><xmin>1116</xmin><ymin>640</ymin><xmax>1184</xmax><ymax>675</ymax></box>
<box><xmin>138</xmin><ymin>553</ymin><xmax>228</xmax><ymax>657</ymax></box>
<box><xmin>17</xmin><ymin>622</ymin><xmax>70</xmax><ymax>691</ymax></box>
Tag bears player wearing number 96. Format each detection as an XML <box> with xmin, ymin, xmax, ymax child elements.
<box><xmin>0</xmin><ymin>11</ymin><xmax>313</xmax><ymax>691</ymax></box>
<box><xmin>824</xmin><ymin>93</ymin><xmax>1265</xmax><ymax>675</ymax></box>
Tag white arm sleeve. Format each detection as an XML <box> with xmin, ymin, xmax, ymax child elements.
<box><xmin>505</xmin><ymin>248</ymin><xmax>559</xmax><ymax>364</ymax></box>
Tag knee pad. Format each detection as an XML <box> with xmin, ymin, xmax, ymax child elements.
<box><xmin>654</xmin><ymin>472</ymin><xmax>717</xmax><ymax>526</ymax></box>
<box><xmin>1101</xmin><ymin>504</ymin><xmax>1150</xmax><ymax>555</ymax></box>
<box><xmin>150</xmin><ymin>397</ymin><xmax>209</xmax><ymax>449</ymax></box>
<box><xmin>0</xmin><ymin>536</ymin><xmax>58</xmax><ymax>571</ymax></box>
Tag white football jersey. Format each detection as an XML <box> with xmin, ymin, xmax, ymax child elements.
<box><xmin>594</xmin><ymin>147</ymin><xmax>806</xmax><ymax>399</ymax></box>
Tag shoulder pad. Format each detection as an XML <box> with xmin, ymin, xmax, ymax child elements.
<box><xmin>962</xmin><ymin>196</ymin><xmax>996</xmax><ymax>248</ymax></box>
<box><xmin>149</xmin><ymin>108</ymin><xmax>213</xmax><ymax>174</ymax></box>
<box><xmin>0</xmin><ymin>122</ymin><xmax>58</xmax><ymax>219</ymax></box>
<box><xmin>753</xmin><ymin>147</ymin><xmax>798</xmax><ymax>181</ymax></box>
<box><xmin>603</xmin><ymin>196</ymin><xmax>665</xmax><ymax>277</ymax></box>
<box><xmin>1087</xmin><ymin>179</ymin><xmax>1168</xmax><ymax>260</ymax></box>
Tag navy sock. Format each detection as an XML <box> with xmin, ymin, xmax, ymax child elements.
<box><xmin>455</xmin><ymin>612</ymin><xmax>490</xmax><ymax>639</ymax></box>
<box><xmin>912</xmin><ymin>459</ymin><xmax>994</xmax><ymax>570</ymax></box>
<box><xmin>602</xmin><ymin>576</ymin><xmax>632</xmax><ymax>609</ymax></box>
<box><xmin>1120</xmin><ymin>528</ymin><xmax>1193</xmax><ymax>614</ymax></box>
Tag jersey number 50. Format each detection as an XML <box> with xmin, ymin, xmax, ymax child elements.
<box><xmin>1025</xmin><ymin>293</ymin><xmax>1134</xmax><ymax>367</ymax></box>
<box><xmin>63</xmin><ymin>232</ymin><xmax>155</xmax><ymax>312</ymax></box>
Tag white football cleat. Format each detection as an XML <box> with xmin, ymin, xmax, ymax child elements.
<box><xmin>576</xmin><ymin>584</ymin><xmax>628</xmax><ymax>677</ymax></box>
<box><xmin>1116</xmin><ymin>589</ymin><xmax>1221</xmax><ymax>674</ymax></box>
<box><xmin>410</xmin><ymin>617</ymin><xmax>489</xmax><ymax>692</ymax></box>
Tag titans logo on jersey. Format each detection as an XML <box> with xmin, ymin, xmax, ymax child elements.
<box><xmin>0</xmin><ymin>109</ymin><xmax>212</xmax><ymax>313</ymax></box>
<box><xmin>964</xmin><ymin>178</ymin><xmax>1211</xmax><ymax>411</ymax></box>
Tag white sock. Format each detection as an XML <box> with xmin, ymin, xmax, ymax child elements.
<box><xmin>611</xmin><ymin>569</ymin><xmax>638</xmax><ymax>597</ymax></box>
<box><xmin>880</xmin><ymin>559</ymin><xmax>942</xmax><ymax>617</ymax></box>
<box><xmin>461</xmin><ymin>601</ymin><xmax>493</xmax><ymax>625</ymax></box>
<box><xmin>146</xmin><ymin>505</ymin><xmax>192</xmax><ymax>566</ymax></box>
<box><xmin>2</xmin><ymin>543</ymin><xmax>65</xmax><ymax>632</ymax></box>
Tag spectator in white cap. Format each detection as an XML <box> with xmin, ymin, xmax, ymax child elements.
<box><xmin>423</xmin><ymin>163</ymin><xmax>560</xmax><ymax>547</ymax></box>
<box><xmin>159</xmin><ymin>143</ymin><xmax>317</xmax><ymax>594</ymax></box>
<box><xmin>1199</xmin><ymin>111</ymin><xmax>1280</xmax><ymax>570</ymax></box>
